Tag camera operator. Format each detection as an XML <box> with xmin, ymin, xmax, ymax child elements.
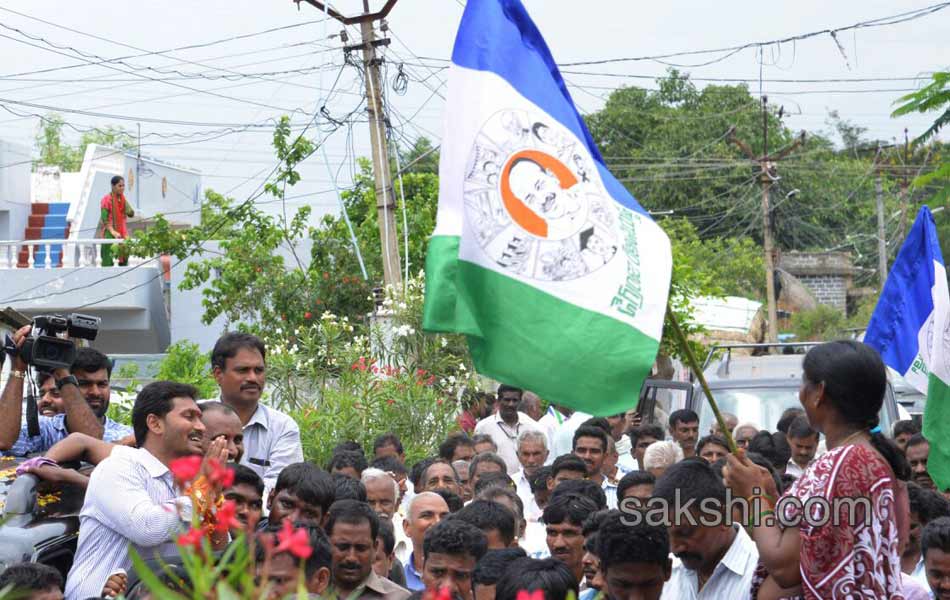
<box><xmin>0</xmin><ymin>325</ymin><xmax>131</xmax><ymax>455</ymax></box>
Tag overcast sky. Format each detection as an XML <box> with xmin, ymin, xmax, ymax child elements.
<box><xmin>0</xmin><ymin>0</ymin><xmax>946</xmax><ymax>222</ymax></box>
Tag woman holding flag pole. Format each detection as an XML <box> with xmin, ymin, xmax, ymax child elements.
<box><xmin>722</xmin><ymin>341</ymin><xmax>910</xmax><ymax>600</ymax></box>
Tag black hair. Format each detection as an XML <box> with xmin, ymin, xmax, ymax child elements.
<box><xmin>529</xmin><ymin>466</ymin><xmax>552</xmax><ymax>494</ymax></box>
<box><xmin>421</xmin><ymin>458</ymin><xmax>460</xmax><ymax>486</ymax></box>
<box><xmin>495</xmin><ymin>557</ymin><xmax>578</xmax><ymax>600</ymax></box>
<box><xmin>473</xmin><ymin>548</ymin><xmax>527</xmax><ymax>587</ymax></box>
<box><xmin>922</xmin><ymin>516</ymin><xmax>950</xmax><ymax>556</ymax></box>
<box><xmin>550</xmin><ymin>479</ymin><xmax>607</xmax><ymax>511</ymax></box>
<box><xmin>473</xmin><ymin>471</ymin><xmax>515</xmax><ymax>496</ymax></box>
<box><xmin>36</xmin><ymin>371</ymin><xmax>54</xmax><ymax>387</ymax></box>
<box><xmin>597</xmin><ymin>511</ymin><xmax>670</xmax><ymax>572</ymax></box>
<box><xmin>333</xmin><ymin>441</ymin><xmax>366</xmax><ymax>457</ymax></box>
<box><xmin>0</xmin><ymin>562</ymin><xmax>63</xmax><ymax>594</ymax></box>
<box><xmin>696</xmin><ymin>434</ymin><xmax>730</xmax><ymax>455</ymax></box>
<box><xmin>469</xmin><ymin>452</ymin><xmax>507</xmax><ymax>480</ymax></box>
<box><xmin>787</xmin><ymin>416</ymin><xmax>819</xmax><ymax>440</ymax></box>
<box><xmin>653</xmin><ymin>457</ymin><xmax>727</xmax><ymax>508</ymax></box>
<box><xmin>584</xmin><ymin>531</ymin><xmax>600</xmax><ymax>554</ymax></box>
<box><xmin>908</xmin><ymin>481</ymin><xmax>950</xmax><ymax>526</ymax></box>
<box><xmin>710</xmin><ymin>451</ymin><xmax>784</xmax><ymax>495</ymax></box>
<box><xmin>616</xmin><ymin>470</ymin><xmax>655</xmax><ymax>499</ymax></box>
<box><xmin>410</xmin><ymin>457</ymin><xmax>436</xmax><ymax>488</ymax></box>
<box><xmin>211</xmin><ymin>332</ymin><xmax>266</xmax><ymax>371</ymax></box>
<box><xmin>776</xmin><ymin>408</ymin><xmax>805</xmax><ymax>434</ymax></box>
<box><xmin>550</xmin><ymin>454</ymin><xmax>588</xmax><ymax>480</ymax></box>
<box><xmin>747</xmin><ymin>431</ymin><xmax>792</xmax><ymax>472</ymax></box>
<box><xmin>572</xmin><ymin>425</ymin><xmax>608</xmax><ymax>453</ymax></box>
<box><xmin>907</xmin><ymin>433</ymin><xmax>929</xmax><ymax>450</ymax></box>
<box><xmin>197</xmin><ymin>400</ymin><xmax>238</xmax><ymax>418</ymax></box>
<box><xmin>132</xmin><ymin>380</ymin><xmax>198</xmax><ymax>446</ymax></box>
<box><xmin>332</xmin><ymin>472</ymin><xmax>367</xmax><ymax>502</ymax></box>
<box><xmin>477</xmin><ymin>486</ymin><xmax>525</xmax><ymax>522</ymax></box>
<box><xmin>439</xmin><ymin>433</ymin><xmax>475</xmax><ymax>461</ymax></box>
<box><xmin>422</xmin><ymin>518</ymin><xmax>488</xmax><ymax>562</ymax></box>
<box><xmin>273</xmin><ymin>462</ymin><xmax>335</xmax><ymax>514</ymax></box>
<box><xmin>377</xmin><ymin>518</ymin><xmax>396</xmax><ymax>555</ymax></box>
<box><xmin>373</xmin><ymin>433</ymin><xmax>404</xmax><ymax>455</ymax></box>
<box><xmin>579</xmin><ymin>417</ymin><xmax>612</xmax><ymax>436</ymax></box>
<box><xmin>894</xmin><ymin>419</ymin><xmax>921</xmax><ymax>438</ymax></box>
<box><xmin>496</xmin><ymin>384</ymin><xmax>523</xmax><ymax>398</ymax></box>
<box><xmin>668</xmin><ymin>409</ymin><xmax>699</xmax><ymax>429</ymax></box>
<box><xmin>110</xmin><ymin>175</ymin><xmax>124</xmax><ymax>186</ymax></box>
<box><xmin>230</xmin><ymin>463</ymin><xmax>264</xmax><ymax>497</ymax></box>
<box><xmin>371</xmin><ymin>456</ymin><xmax>407</xmax><ymax>476</ymax></box>
<box><xmin>581</xmin><ymin>508</ymin><xmax>617</xmax><ymax>537</ymax></box>
<box><xmin>451</xmin><ymin>500</ymin><xmax>517</xmax><ymax>546</ymax></box>
<box><xmin>434</xmin><ymin>489</ymin><xmax>465</xmax><ymax>513</ymax></box>
<box><xmin>257</xmin><ymin>521</ymin><xmax>332</xmax><ymax>580</ymax></box>
<box><xmin>72</xmin><ymin>346</ymin><xmax>113</xmax><ymax>377</ymax></box>
<box><xmin>328</xmin><ymin>450</ymin><xmax>368</xmax><ymax>477</ymax></box>
<box><xmin>542</xmin><ymin>493</ymin><xmax>598</xmax><ymax>527</ymax></box>
<box><xmin>326</xmin><ymin>499</ymin><xmax>379</xmax><ymax>540</ymax></box>
<box><xmin>471</xmin><ymin>434</ymin><xmax>498</xmax><ymax>451</ymax></box>
<box><xmin>802</xmin><ymin>341</ymin><xmax>911</xmax><ymax>480</ymax></box>
<box><xmin>627</xmin><ymin>423</ymin><xmax>665</xmax><ymax>447</ymax></box>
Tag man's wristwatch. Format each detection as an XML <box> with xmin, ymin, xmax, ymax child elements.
<box><xmin>55</xmin><ymin>375</ymin><xmax>79</xmax><ymax>390</ymax></box>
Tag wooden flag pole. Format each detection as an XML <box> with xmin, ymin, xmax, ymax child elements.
<box><xmin>666</xmin><ymin>306</ymin><xmax>738</xmax><ymax>454</ymax></box>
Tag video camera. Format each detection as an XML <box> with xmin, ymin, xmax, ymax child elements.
<box><xmin>5</xmin><ymin>313</ymin><xmax>101</xmax><ymax>371</ymax></box>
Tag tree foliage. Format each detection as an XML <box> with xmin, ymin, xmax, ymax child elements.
<box><xmin>34</xmin><ymin>113</ymin><xmax>135</xmax><ymax>171</ymax></box>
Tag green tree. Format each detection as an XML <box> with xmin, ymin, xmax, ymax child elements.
<box><xmin>34</xmin><ymin>113</ymin><xmax>135</xmax><ymax>171</ymax></box>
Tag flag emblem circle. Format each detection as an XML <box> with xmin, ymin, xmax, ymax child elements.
<box><xmin>464</xmin><ymin>109</ymin><xmax>621</xmax><ymax>282</ymax></box>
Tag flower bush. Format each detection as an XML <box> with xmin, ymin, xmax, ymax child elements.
<box><xmin>263</xmin><ymin>274</ymin><xmax>478</xmax><ymax>467</ymax></box>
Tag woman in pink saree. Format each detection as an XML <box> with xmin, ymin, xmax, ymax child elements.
<box><xmin>725</xmin><ymin>341</ymin><xmax>911</xmax><ymax>599</ymax></box>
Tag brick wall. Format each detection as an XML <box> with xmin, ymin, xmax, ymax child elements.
<box><xmin>797</xmin><ymin>274</ymin><xmax>848</xmax><ymax>311</ymax></box>
<box><xmin>778</xmin><ymin>252</ymin><xmax>854</xmax><ymax>314</ymax></box>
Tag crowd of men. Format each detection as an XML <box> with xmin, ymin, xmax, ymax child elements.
<box><xmin>0</xmin><ymin>329</ymin><xmax>948</xmax><ymax>600</ymax></box>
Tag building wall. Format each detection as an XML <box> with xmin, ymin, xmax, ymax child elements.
<box><xmin>0</xmin><ymin>139</ymin><xmax>32</xmax><ymax>240</ymax></box>
<box><xmin>797</xmin><ymin>274</ymin><xmax>848</xmax><ymax>311</ymax></box>
<box><xmin>778</xmin><ymin>251</ymin><xmax>854</xmax><ymax>314</ymax></box>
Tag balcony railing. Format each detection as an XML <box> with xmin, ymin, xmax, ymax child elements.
<box><xmin>0</xmin><ymin>239</ymin><xmax>149</xmax><ymax>269</ymax></box>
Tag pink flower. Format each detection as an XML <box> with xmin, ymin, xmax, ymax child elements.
<box><xmin>304</xmin><ymin>311</ymin><xmax>312</xmax><ymax>319</ymax></box>
<box><xmin>177</xmin><ymin>527</ymin><xmax>205</xmax><ymax>549</ymax></box>
<box><xmin>516</xmin><ymin>591</ymin><xmax>545</xmax><ymax>600</ymax></box>
<box><xmin>276</xmin><ymin>519</ymin><xmax>312</xmax><ymax>559</ymax></box>
<box><xmin>169</xmin><ymin>456</ymin><xmax>202</xmax><ymax>484</ymax></box>
<box><xmin>214</xmin><ymin>500</ymin><xmax>241</xmax><ymax>533</ymax></box>
<box><xmin>208</xmin><ymin>460</ymin><xmax>234</xmax><ymax>488</ymax></box>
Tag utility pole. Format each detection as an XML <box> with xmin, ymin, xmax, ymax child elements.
<box><xmin>896</xmin><ymin>128</ymin><xmax>911</xmax><ymax>246</ymax></box>
<box><xmin>728</xmin><ymin>96</ymin><xmax>806</xmax><ymax>345</ymax></box>
<box><xmin>136</xmin><ymin>122</ymin><xmax>141</xmax><ymax>210</ymax></box>
<box><xmin>294</xmin><ymin>0</ymin><xmax>401</xmax><ymax>288</ymax></box>
<box><xmin>875</xmin><ymin>150</ymin><xmax>887</xmax><ymax>290</ymax></box>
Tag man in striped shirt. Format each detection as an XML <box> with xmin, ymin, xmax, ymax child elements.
<box><xmin>64</xmin><ymin>381</ymin><xmax>219</xmax><ymax>600</ymax></box>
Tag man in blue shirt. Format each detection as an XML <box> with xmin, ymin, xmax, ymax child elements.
<box><xmin>0</xmin><ymin>325</ymin><xmax>131</xmax><ymax>455</ymax></box>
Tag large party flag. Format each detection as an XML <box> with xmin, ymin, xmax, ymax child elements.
<box><xmin>865</xmin><ymin>206</ymin><xmax>950</xmax><ymax>489</ymax></box>
<box><xmin>422</xmin><ymin>0</ymin><xmax>672</xmax><ymax>416</ymax></box>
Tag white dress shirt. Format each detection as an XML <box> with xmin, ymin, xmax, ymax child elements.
<box><xmin>65</xmin><ymin>446</ymin><xmax>192</xmax><ymax>600</ymax></box>
<box><xmin>659</xmin><ymin>526</ymin><xmax>759</xmax><ymax>600</ymax></box>
<box><xmin>538</xmin><ymin>406</ymin><xmax>569</xmax><ymax>464</ymax></box>
<box><xmin>474</xmin><ymin>411</ymin><xmax>543</xmax><ymax>474</ymax></box>
<box><xmin>515</xmin><ymin>468</ymin><xmax>543</xmax><ymax>521</ymax></box>
<box><xmin>239</xmin><ymin>402</ymin><xmax>304</xmax><ymax>494</ymax></box>
<box><xmin>392</xmin><ymin>513</ymin><xmax>413</xmax><ymax>566</ymax></box>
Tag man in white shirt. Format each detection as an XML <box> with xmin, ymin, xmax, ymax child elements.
<box><xmin>538</xmin><ymin>403</ymin><xmax>572</xmax><ymax>464</ymax></box>
<box><xmin>65</xmin><ymin>381</ymin><xmax>225</xmax><ymax>600</ymax></box>
<box><xmin>513</xmin><ymin>430</ymin><xmax>549</xmax><ymax>519</ymax></box>
<box><xmin>212</xmin><ymin>333</ymin><xmax>303</xmax><ymax>496</ymax></box>
<box><xmin>572</xmin><ymin>425</ymin><xmax>618</xmax><ymax>508</ymax></box>
<box><xmin>473</xmin><ymin>385</ymin><xmax>543</xmax><ymax>475</ymax></box>
<box><xmin>655</xmin><ymin>460</ymin><xmax>758</xmax><ymax>600</ymax></box>
<box><xmin>551</xmin><ymin>410</ymin><xmax>591</xmax><ymax>459</ymax></box>
<box><xmin>785</xmin><ymin>416</ymin><xmax>820</xmax><ymax>479</ymax></box>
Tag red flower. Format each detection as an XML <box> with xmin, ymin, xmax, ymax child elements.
<box><xmin>177</xmin><ymin>527</ymin><xmax>205</xmax><ymax>549</ymax></box>
<box><xmin>304</xmin><ymin>311</ymin><xmax>312</xmax><ymax>320</ymax></box>
<box><xmin>386</xmin><ymin>399</ymin><xmax>395</xmax><ymax>405</ymax></box>
<box><xmin>322</xmin><ymin>272</ymin><xmax>329</xmax><ymax>280</ymax></box>
<box><xmin>169</xmin><ymin>456</ymin><xmax>202</xmax><ymax>484</ymax></box>
<box><xmin>426</xmin><ymin>375</ymin><xmax>435</xmax><ymax>386</ymax></box>
<box><xmin>276</xmin><ymin>519</ymin><xmax>313</xmax><ymax>559</ymax></box>
<box><xmin>516</xmin><ymin>592</ymin><xmax>545</xmax><ymax>600</ymax></box>
<box><xmin>436</xmin><ymin>399</ymin><xmax>444</xmax><ymax>406</ymax></box>
<box><xmin>351</xmin><ymin>356</ymin><xmax>368</xmax><ymax>372</ymax></box>
<box><xmin>214</xmin><ymin>500</ymin><xmax>241</xmax><ymax>533</ymax></box>
<box><xmin>208</xmin><ymin>460</ymin><xmax>234</xmax><ymax>488</ymax></box>
<box><xmin>416</xmin><ymin>369</ymin><xmax>427</xmax><ymax>377</ymax></box>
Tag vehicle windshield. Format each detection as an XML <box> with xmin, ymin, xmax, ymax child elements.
<box><xmin>695</xmin><ymin>386</ymin><xmax>895</xmax><ymax>438</ymax></box>
<box><xmin>697</xmin><ymin>387</ymin><xmax>802</xmax><ymax>434</ymax></box>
